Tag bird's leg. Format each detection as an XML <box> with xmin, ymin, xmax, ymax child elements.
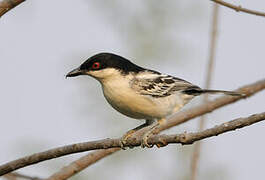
<box><xmin>120</xmin><ymin>119</ymin><xmax>154</xmax><ymax>149</ymax></box>
<box><xmin>141</xmin><ymin>118</ymin><xmax>166</xmax><ymax>148</ymax></box>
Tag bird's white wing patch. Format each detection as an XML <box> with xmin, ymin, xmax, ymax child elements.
<box><xmin>131</xmin><ymin>71</ymin><xmax>200</xmax><ymax>98</ymax></box>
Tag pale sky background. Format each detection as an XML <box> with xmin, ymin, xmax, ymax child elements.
<box><xmin>0</xmin><ymin>0</ymin><xmax>264</xmax><ymax>180</ymax></box>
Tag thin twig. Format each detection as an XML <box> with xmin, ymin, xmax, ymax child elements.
<box><xmin>190</xmin><ymin>4</ymin><xmax>219</xmax><ymax>180</ymax></box>
<box><xmin>0</xmin><ymin>0</ymin><xmax>25</xmax><ymax>18</ymax></box>
<box><xmin>211</xmin><ymin>0</ymin><xmax>265</xmax><ymax>17</ymax></box>
<box><xmin>0</xmin><ymin>79</ymin><xmax>264</xmax><ymax>176</ymax></box>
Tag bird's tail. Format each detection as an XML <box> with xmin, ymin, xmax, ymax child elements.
<box><xmin>200</xmin><ymin>89</ymin><xmax>245</xmax><ymax>96</ymax></box>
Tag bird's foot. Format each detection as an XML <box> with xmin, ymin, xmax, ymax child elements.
<box><xmin>120</xmin><ymin>129</ymin><xmax>136</xmax><ymax>150</ymax></box>
<box><xmin>140</xmin><ymin>118</ymin><xmax>166</xmax><ymax>148</ymax></box>
<box><xmin>141</xmin><ymin>131</ymin><xmax>154</xmax><ymax>148</ymax></box>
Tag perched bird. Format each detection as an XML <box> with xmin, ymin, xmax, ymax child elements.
<box><xmin>66</xmin><ymin>53</ymin><xmax>242</xmax><ymax>148</ymax></box>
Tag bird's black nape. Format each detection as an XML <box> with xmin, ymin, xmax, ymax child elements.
<box><xmin>80</xmin><ymin>53</ymin><xmax>146</xmax><ymax>74</ymax></box>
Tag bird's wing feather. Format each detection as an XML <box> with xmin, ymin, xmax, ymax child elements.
<box><xmin>131</xmin><ymin>71</ymin><xmax>201</xmax><ymax>97</ymax></box>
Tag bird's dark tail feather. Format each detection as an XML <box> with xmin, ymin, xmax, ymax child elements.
<box><xmin>200</xmin><ymin>89</ymin><xmax>244</xmax><ymax>96</ymax></box>
<box><xmin>183</xmin><ymin>87</ymin><xmax>245</xmax><ymax>96</ymax></box>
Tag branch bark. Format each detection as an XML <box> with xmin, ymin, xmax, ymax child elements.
<box><xmin>4</xmin><ymin>172</ymin><xmax>43</xmax><ymax>180</ymax></box>
<box><xmin>46</xmin><ymin>149</ymin><xmax>119</xmax><ymax>180</ymax></box>
<box><xmin>211</xmin><ymin>0</ymin><xmax>265</xmax><ymax>17</ymax></box>
<box><xmin>0</xmin><ymin>0</ymin><xmax>25</xmax><ymax>18</ymax></box>
<box><xmin>0</xmin><ymin>79</ymin><xmax>264</xmax><ymax>176</ymax></box>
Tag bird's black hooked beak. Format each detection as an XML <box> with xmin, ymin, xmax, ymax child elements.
<box><xmin>66</xmin><ymin>67</ymin><xmax>85</xmax><ymax>78</ymax></box>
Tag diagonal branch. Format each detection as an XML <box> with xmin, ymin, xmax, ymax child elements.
<box><xmin>46</xmin><ymin>148</ymin><xmax>119</xmax><ymax>180</ymax></box>
<box><xmin>0</xmin><ymin>79</ymin><xmax>264</xmax><ymax>176</ymax></box>
<box><xmin>4</xmin><ymin>172</ymin><xmax>43</xmax><ymax>180</ymax></box>
<box><xmin>211</xmin><ymin>0</ymin><xmax>265</xmax><ymax>17</ymax></box>
<box><xmin>0</xmin><ymin>0</ymin><xmax>25</xmax><ymax>18</ymax></box>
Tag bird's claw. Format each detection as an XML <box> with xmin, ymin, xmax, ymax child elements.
<box><xmin>141</xmin><ymin>133</ymin><xmax>153</xmax><ymax>148</ymax></box>
<box><xmin>119</xmin><ymin>139</ymin><xmax>127</xmax><ymax>150</ymax></box>
<box><xmin>120</xmin><ymin>130</ymin><xmax>136</xmax><ymax>150</ymax></box>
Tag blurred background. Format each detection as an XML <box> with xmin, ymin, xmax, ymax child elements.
<box><xmin>0</xmin><ymin>0</ymin><xmax>264</xmax><ymax>180</ymax></box>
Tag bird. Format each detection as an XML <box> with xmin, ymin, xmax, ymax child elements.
<box><xmin>66</xmin><ymin>52</ymin><xmax>243</xmax><ymax>148</ymax></box>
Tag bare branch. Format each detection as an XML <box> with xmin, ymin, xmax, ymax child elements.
<box><xmin>0</xmin><ymin>0</ymin><xmax>25</xmax><ymax>18</ymax></box>
<box><xmin>0</xmin><ymin>79</ymin><xmax>264</xmax><ymax>176</ymax></box>
<box><xmin>211</xmin><ymin>0</ymin><xmax>265</xmax><ymax>17</ymax></box>
<box><xmin>191</xmin><ymin>4</ymin><xmax>219</xmax><ymax>180</ymax></box>
<box><xmin>46</xmin><ymin>149</ymin><xmax>119</xmax><ymax>180</ymax></box>
<box><xmin>4</xmin><ymin>172</ymin><xmax>43</xmax><ymax>180</ymax></box>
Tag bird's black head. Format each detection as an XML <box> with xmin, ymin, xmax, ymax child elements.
<box><xmin>66</xmin><ymin>53</ymin><xmax>145</xmax><ymax>79</ymax></box>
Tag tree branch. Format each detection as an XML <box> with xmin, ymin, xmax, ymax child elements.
<box><xmin>46</xmin><ymin>148</ymin><xmax>119</xmax><ymax>180</ymax></box>
<box><xmin>0</xmin><ymin>79</ymin><xmax>264</xmax><ymax>176</ymax></box>
<box><xmin>211</xmin><ymin>0</ymin><xmax>265</xmax><ymax>17</ymax></box>
<box><xmin>0</xmin><ymin>0</ymin><xmax>25</xmax><ymax>18</ymax></box>
<box><xmin>4</xmin><ymin>172</ymin><xmax>43</xmax><ymax>180</ymax></box>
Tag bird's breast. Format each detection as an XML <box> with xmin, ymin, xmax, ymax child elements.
<box><xmin>101</xmin><ymin>79</ymin><xmax>179</xmax><ymax>120</ymax></box>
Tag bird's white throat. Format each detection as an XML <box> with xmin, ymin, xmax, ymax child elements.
<box><xmin>86</xmin><ymin>68</ymin><xmax>123</xmax><ymax>81</ymax></box>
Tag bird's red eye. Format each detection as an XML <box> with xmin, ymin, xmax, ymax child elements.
<box><xmin>92</xmin><ymin>62</ymin><xmax>100</xmax><ymax>69</ymax></box>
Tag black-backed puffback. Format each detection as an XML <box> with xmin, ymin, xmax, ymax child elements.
<box><xmin>66</xmin><ymin>52</ymin><xmax>243</xmax><ymax>148</ymax></box>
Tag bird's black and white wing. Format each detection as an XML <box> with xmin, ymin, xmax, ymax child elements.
<box><xmin>131</xmin><ymin>71</ymin><xmax>202</xmax><ymax>98</ymax></box>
